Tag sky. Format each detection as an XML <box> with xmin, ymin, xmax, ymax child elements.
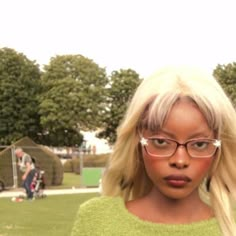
<box><xmin>1</xmin><ymin>0</ymin><xmax>236</xmax><ymax>78</ymax></box>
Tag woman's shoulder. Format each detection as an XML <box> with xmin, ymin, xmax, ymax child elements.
<box><xmin>72</xmin><ymin>196</ymin><xmax>221</xmax><ymax>236</ymax></box>
<box><xmin>71</xmin><ymin>196</ymin><xmax>126</xmax><ymax>235</ymax></box>
<box><xmin>80</xmin><ymin>196</ymin><xmax>122</xmax><ymax>213</ymax></box>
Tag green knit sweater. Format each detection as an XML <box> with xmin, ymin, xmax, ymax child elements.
<box><xmin>71</xmin><ymin>196</ymin><xmax>221</xmax><ymax>236</ymax></box>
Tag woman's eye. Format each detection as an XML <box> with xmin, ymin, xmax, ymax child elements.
<box><xmin>192</xmin><ymin>141</ymin><xmax>208</xmax><ymax>149</ymax></box>
<box><xmin>152</xmin><ymin>139</ymin><xmax>168</xmax><ymax>146</ymax></box>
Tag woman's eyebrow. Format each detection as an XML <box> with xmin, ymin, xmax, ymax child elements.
<box><xmin>155</xmin><ymin>129</ymin><xmax>213</xmax><ymax>139</ymax></box>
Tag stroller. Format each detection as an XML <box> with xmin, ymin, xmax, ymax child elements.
<box><xmin>14</xmin><ymin>156</ymin><xmax>46</xmax><ymax>202</ymax></box>
<box><xmin>30</xmin><ymin>168</ymin><xmax>46</xmax><ymax>199</ymax></box>
<box><xmin>15</xmin><ymin>168</ymin><xmax>46</xmax><ymax>202</ymax></box>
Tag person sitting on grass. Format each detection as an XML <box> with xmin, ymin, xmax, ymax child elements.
<box><xmin>71</xmin><ymin>66</ymin><xmax>236</xmax><ymax>236</ymax></box>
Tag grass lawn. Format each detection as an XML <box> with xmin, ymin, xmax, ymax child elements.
<box><xmin>49</xmin><ymin>172</ymin><xmax>82</xmax><ymax>189</ymax></box>
<box><xmin>0</xmin><ymin>193</ymin><xmax>98</xmax><ymax>236</ymax></box>
<box><xmin>62</xmin><ymin>172</ymin><xmax>81</xmax><ymax>188</ymax></box>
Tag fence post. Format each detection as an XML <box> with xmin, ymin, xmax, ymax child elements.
<box><xmin>11</xmin><ymin>146</ymin><xmax>18</xmax><ymax>188</ymax></box>
<box><xmin>80</xmin><ymin>148</ymin><xmax>84</xmax><ymax>187</ymax></box>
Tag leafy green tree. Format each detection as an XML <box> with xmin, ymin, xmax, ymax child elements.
<box><xmin>0</xmin><ymin>47</ymin><xmax>42</xmax><ymax>145</ymax></box>
<box><xmin>213</xmin><ymin>62</ymin><xmax>236</xmax><ymax>106</ymax></box>
<box><xmin>98</xmin><ymin>69</ymin><xmax>142</xmax><ymax>144</ymax></box>
<box><xmin>37</xmin><ymin>128</ymin><xmax>83</xmax><ymax>147</ymax></box>
<box><xmin>39</xmin><ymin>55</ymin><xmax>108</xmax><ymax>146</ymax></box>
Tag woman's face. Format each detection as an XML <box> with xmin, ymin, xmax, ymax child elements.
<box><xmin>141</xmin><ymin>99</ymin><xmax>216</xmax><ymax>200</ymax></box>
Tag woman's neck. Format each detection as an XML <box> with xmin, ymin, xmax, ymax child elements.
<box><xmin>126</xmin><ymin>187</ymin><xmax>214</xmax><ymax>224</ymax></box>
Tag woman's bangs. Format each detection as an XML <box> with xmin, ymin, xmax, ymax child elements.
<box><xmin>193</xmin><ymin>95</ymin><xmax>221</xmax><ymax>133</ymax></box>
<box><xmin>139</xmin><ymin>93</ymin><xmax>180</xmax><ymax>131</ymax></box>
<box><xmin>139</xmin><ymin>92</ymin><xmax>221</xmax><ymax>134</ymax></box>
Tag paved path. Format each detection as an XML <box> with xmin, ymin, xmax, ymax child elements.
<box><xmin>0</xmin><ymin>187</ymin><xmax>100</xmax><ymax>198</ymax></box>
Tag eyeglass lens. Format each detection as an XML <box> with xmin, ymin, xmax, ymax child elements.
<box><xmin>145</xmin><ymin>138</ymin><xmax>218</xmax><ymax>158</ymax></box>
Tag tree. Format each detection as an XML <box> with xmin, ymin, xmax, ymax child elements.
<box><xmin>98</xmin><ymin>69</ymin><xmax>142</xmax><ymax>144</ymax></box>
<box><xmin>213</xmin><ymin>63</ymin><xmax>236</xmax><ymax>106</ymax></box>
<box><xmin>37</xmin><ymin>128</ymin><xmax>83</xmax><ymax>147</ymax></box>
<box><xmin>0</xmin><ymin>47</ymin><xmax>42</xmax><ymax>145</ymax></box>
<box><xmin>39</xmin><ymin>54</ymin><xmax>108</xmax><ymax>146</ymax></box>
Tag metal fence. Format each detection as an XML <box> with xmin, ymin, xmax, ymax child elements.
<box><xmin>0</xmin><ymin>145</ymin><xmax>64</xmax><ymax>189</ymax></box>
<box><xmin>0</xmin><ymin>145</ymin><xmax>107</xmax><ymax>189</ymax></box>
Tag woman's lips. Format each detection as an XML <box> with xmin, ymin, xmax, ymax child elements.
<box><xmin>164</xmin><ymin>175</ymin><xmax>191</xmax><ymax>187</ymax></box>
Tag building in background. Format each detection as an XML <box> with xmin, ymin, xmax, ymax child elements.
<box><xmin>81</xmin><ymin>131</ymin><xmax>111</xmax><ymax>154</ymax></box>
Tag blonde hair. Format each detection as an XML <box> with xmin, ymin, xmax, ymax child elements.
<box><xmin>102</xmin><ymin>66</ymin><xmax>236</xmax><ymax>235</ymax></box>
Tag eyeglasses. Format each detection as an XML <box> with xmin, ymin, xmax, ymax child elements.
<box><xmin>140</xmin><ymin>136</ymin><xmax>221</xmax><ymax>158</ymax></box>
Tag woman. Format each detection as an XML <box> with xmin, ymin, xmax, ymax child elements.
<box><xmin>71</xmin><ymin>66</ymin><xmax>236</xmax><ymax>235</ymax></box>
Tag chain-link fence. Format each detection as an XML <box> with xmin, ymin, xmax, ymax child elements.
<box><xmin>0</xmin><ymin>143</ymin><xmax>109</xmax><ymax>190</ymax></box>
<box><xmin>0</xmin><ymin>145</ymin><xmax>63</xmax><ymax>189</ymax></box>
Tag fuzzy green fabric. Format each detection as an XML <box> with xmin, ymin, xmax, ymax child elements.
<box><xmin>71</xmin><ymin>196</ymin><xmax>221</xmax><ymax>236</ymax></box>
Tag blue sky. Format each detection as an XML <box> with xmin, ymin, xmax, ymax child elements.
<box><xmin>1</xmin><ymin>0</ymin><xmax>236</xmax><ymax>78</ymax></box>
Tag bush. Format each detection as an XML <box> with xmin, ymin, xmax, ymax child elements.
<box><xmin>72</xmin><ymin>158</ymin><xmax>80</xmax><ymax>174</ymax></box>
<box><xmin>63</xmin><ymin>153</ymin><xmax>110</xmax><ymax>174</ymax></box>
<box><xmin>63</xmin><ymin>160</ymin><xmax>73</xmax><ymax>172</ymax></box>
<box><xmin>0</xmin><ymin>178</ymin><xmax>5</xmax><ymax>192</ymax></box>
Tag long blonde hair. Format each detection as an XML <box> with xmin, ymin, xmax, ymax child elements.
<box><xmin>102</xmin><ymin>66</ymin><xmax>236</xmax><ymax>236</ymax></box>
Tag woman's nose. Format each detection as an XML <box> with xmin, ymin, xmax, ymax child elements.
<box><xmin>168</xmin><ymin>145</ymin><xmax>190</xmax><ymax>169</ymax></box>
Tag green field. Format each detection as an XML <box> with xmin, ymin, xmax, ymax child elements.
<box><xmin>0</xmin><ymin>193</ymin><xmax>98</xmax><ymax>236</ymax></box>
<box><xmin>49</xmin><ymin>171</ymin><xmax>102</xmax><ymax>189</ymax></box>
<box><xmin>49</xmin><ymin>172</ymin><xmax>82</xmax><ymax>189</ymax></box>
<box><xmin>0</xmin><ymin>173</ymin><xmax>97</xmax><ymax>236</ymax></box>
